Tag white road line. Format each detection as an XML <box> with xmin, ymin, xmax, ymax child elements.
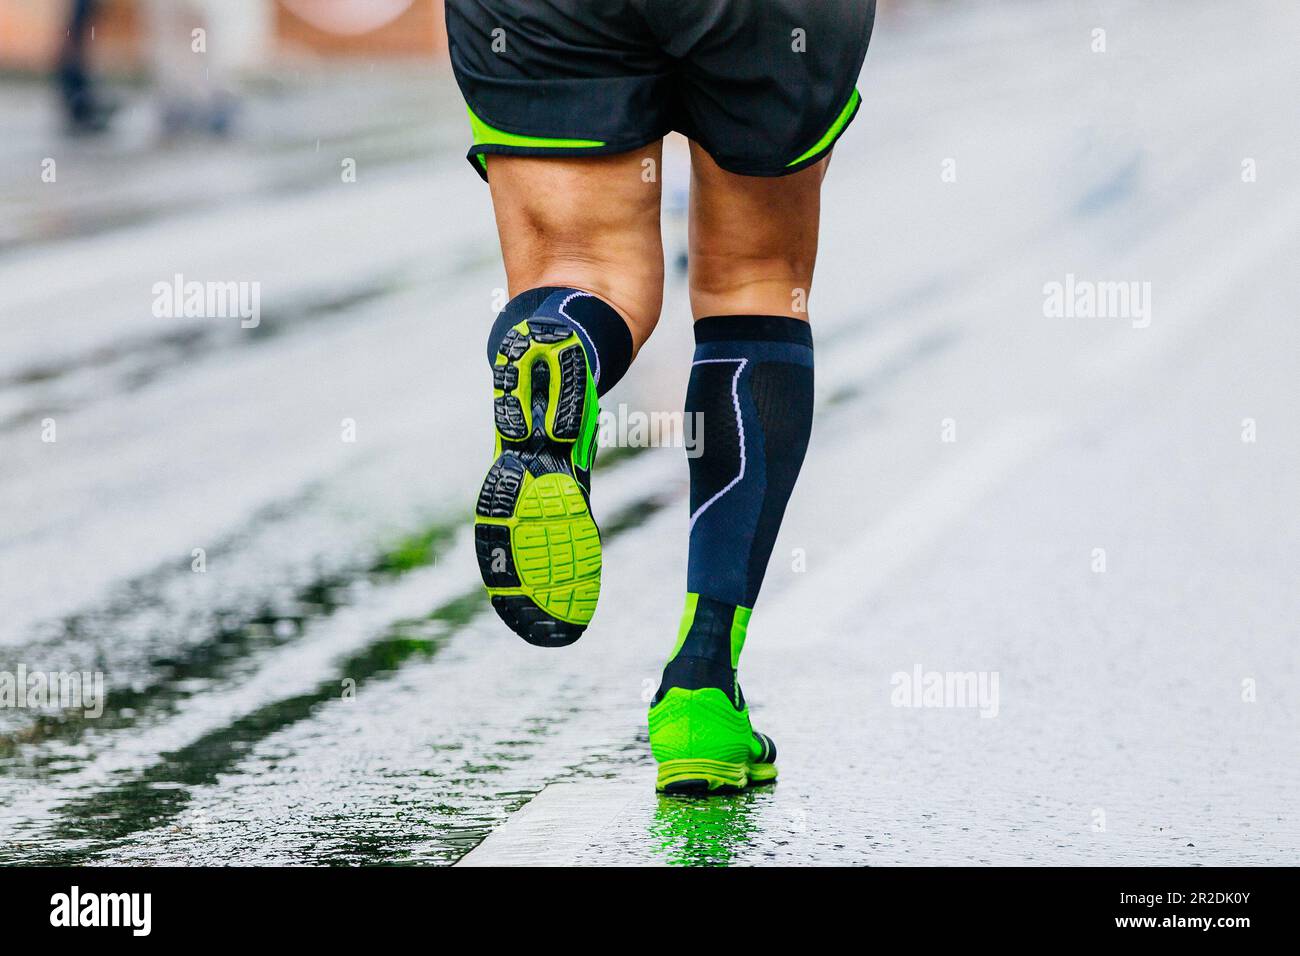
<box><xmin>456</xmin><ymin>779</ymin><xmax>644</xmax><ymax>867</ymax></box>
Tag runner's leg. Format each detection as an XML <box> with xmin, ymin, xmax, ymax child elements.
<box><xmin>474</xmin><ymin>145</ymin><xmax>664</xmax><ymax>646</ymax></box>
<box><xmin>649</xmin><ymin>147</ymin><xmax>827</xmax><ymax>791</ymax></box>
<box><xmin>486</xmin><ymin>146</ymin><xmax>664</xmax><ymax>355</ymax></box>
<box><xmin>687</xmin><ymin>144</ymin><xmax>828</xmax><ymax>320</ymax></box>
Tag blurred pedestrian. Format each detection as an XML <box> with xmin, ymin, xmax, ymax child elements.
<box><xmin>56</xmin><ymin>0</ymin><xmax>115</xmax><ymax>134</ymax></box>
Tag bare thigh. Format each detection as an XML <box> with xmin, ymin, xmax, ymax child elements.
<box><xmin>486</xmin><ymin>143</ymin><xmax>665</xmax><ymax>351</ymax></box>
<box><xmin>687</xmin><ymin>142</ymin><xmax>829</xmax><ymax>321</ymax></box>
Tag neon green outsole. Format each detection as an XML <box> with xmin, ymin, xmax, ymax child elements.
<box><xmin>474</xmin><ymin>318</ymin><xmax>602</xmax><ymax>647</ymax></box>
<box><xmin>655</xmin><ymin>758</ymin><xmax>778</xmax><ymax>794</ymax></box>
<box><xmin>479</xmin><ymin>472</ymin><xmax>601</xmax><ymax>622</ymax></box>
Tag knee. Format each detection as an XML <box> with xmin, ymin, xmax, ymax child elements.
<box><xmin>687</xmin><ymin>249</ymin><xmax>815</xmax><ymax>319</ymax></box>
<box><xmin>529</xmin><ymin>248</ymin><xmax>663</xmax><ymax>349</ymax></box>
<box><xmin>596</xmin><ymin>273</ymin><xmax>662</xmax><ymax>348</ymax></box>
<box><xmin>689</xmin><ymin>247</ymin><xmax>814</xmax><ymax>292</ymax></box>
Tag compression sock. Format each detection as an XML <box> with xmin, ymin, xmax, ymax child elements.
<box><xmin>657</xmin><ymin>315</ymin><xmax>814</xmax><ymax>699</ymax></box>
<box><xmin>486</xmin><ymin>287</ymin><xmax>633</xmax><ymax>397</ymax></box>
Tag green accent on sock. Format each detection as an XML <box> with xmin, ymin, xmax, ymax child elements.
<box><xmin>668</xmin><ymin>593</ymin><xmax>700</xmax><ymax>660</ymax></box>
<box><xmin>787</xmin><ymin>88</ymin><xmax>861</xmax><ymax>167</ymax></box>
<box><xmin>669</xmin><ymin>593</ymin><xmax>752</xmax><ymax>666</ymax></box>
<box><xmin>467</xmin><ymin>105</ymin><xmax>606</xmax><ymax>151</ymax></box>
<box><xmin>730</xmin><ymin>606</ymin><xmax>752</xmax><ymax>668</ymax></box>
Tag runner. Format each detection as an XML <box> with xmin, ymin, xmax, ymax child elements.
<box><xmin>449</xmin><ymin>0</ymin><xmax>875</xmax><ymax>793</ymax></box>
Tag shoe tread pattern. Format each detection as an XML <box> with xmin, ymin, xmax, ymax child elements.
<box><xmin>475</xmin><ymin>323</ymin><xmax>600</xmax><ymax>646</ymax></box>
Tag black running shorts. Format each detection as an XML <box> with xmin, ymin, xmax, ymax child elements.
<box><xmin>445</xmin><ymin>0</ymin><xmax>875</xmax><ymax>181</ymax></box>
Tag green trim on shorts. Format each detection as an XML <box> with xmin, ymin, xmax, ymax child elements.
<box><xmin>786</xmin><ymin>88</ymin><xmax>862</xmax><ymax>168</ymax></box>
<box><xmin>466</xmin><ymin>105</ymin><xmax>607</xmax><ymax>152</ymax></box>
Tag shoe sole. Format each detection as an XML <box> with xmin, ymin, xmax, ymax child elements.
<box><xmin>474</xmin><ymin>319</ymin><xmax>601</xmax><ymax>647</ymax></box>
<box><xmin>656</xmin><ymin>758</ymin><xmax>778</xmax><ymax>795</ymax></box>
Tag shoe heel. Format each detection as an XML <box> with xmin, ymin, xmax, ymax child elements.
<box><xmin>494</xmin><ymin>321</ymin><xmax>590</xmax><ymax>448</ymax></box>
<box><xmin>656</xmin><ymin>758</ymin><xmax>748</xmax><ymax>794</ymax></box>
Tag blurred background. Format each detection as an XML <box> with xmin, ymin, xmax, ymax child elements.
<box><xmin>0</xmin><ymin>0</ymin><xmax>1296</xmax><ymax>866</ymax></box>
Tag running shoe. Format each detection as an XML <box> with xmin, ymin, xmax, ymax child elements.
<box><xmin>649</xmin><ymin>685</ymin><xmax>778</xmax><ymax>793</ymax></box>
<box><xmin>474</xmin><ymin>317</ymin><xmax>601</xmax><ymax>646</ymax></box>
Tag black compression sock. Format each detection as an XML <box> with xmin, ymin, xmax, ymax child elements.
<box><xmin>486</xmin><ymin>287</ymin><xmax>634</xmax><ymax>396</ymax></box>
<box><xmin>663</xmin><ymin>315</ymin><xmax>814</xmax><ymax>686</ymax></box>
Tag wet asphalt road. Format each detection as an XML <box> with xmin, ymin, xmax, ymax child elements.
<box><xmin>1</xmin><ymin>1</ymin><xmax>1297</xmax><ymax>865</ymax></box>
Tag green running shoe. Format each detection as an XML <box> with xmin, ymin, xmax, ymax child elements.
<box><xmin>648</xmin><ymin>594</ymin><xmax>777</xmax><ymax>793</ymax></box>
<box><xmin>474</xmin><ymin>317</ymin><xmax>602</xmax><ymax>647</ymax></box>
<box><xmin>649</xmin><ymin>687</ymin><xmax>778</xmax><ymax>794</ymax></box>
